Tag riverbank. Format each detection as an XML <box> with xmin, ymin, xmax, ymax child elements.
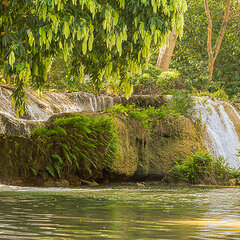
<box><xmin>1</xmin><ymin>85</ymin><xmax>240</xmax><ymax>187</ymax></box>
<box><xmin>0</xmin><ymin>108</ymin><xmax>205</xmax><ymax>187</ymax></box>
<box><xmin>1</xmin><ymin>111</ymin><xmax>238</xmax><ymax>188</ymax></box>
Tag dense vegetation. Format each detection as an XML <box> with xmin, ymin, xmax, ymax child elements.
<box><xmin>0</xmin><ymin>0</ymin><xmax>187</xmax><ymax>114</ymax></box>
<box><xmin>36</xmin><ymin>0</ymin><xmax>240</xmax><ymax>102</ymax></box>
<box><xmin>171</xmin><ymin>0</ymin><xmax>240</xmax><ymax>97</ymax></box>
<box><xmin>0</xmin><ymin>1</ymin><xmax>239</xmax><ymax>185</ymax></box>
<box><xmin>106</xmin><ymin>90</ymin><xmax>195</xmax><ymax>131</ymax></box>
<box><xmin>171</xmin><ymin>152</ymin><xmax>239</xmax><ymax>184</ymax></box>
<box><xmin>1</xmin><ymin>0</ymin><xmax>238</xmax><ymax>103</ymax></box>
<box><xmin>31</xmin><ymin>114</ymin><xmax>119</xmax><ymax>178</ymax></box>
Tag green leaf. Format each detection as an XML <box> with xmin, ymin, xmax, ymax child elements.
<box><xmin>46</xmin><ymin>165</ymin><xmax>55</xmax><ymax>176</ymax></box>
<box><xmin>63</xmin><ymin>21</ymin><xmax>70</xmax><ymax>39</ymax></box>
<box><xmin>82</xmin><ymin>38</ymin><xmax>87</xmax><ymax>54</ymax></box>
<box><xmin>9</xmin><ymin>51</ymin><xmax>15</xmax><ymax>69</ymax></box>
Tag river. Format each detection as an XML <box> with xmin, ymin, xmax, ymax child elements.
<box><xmin>0</xmin><ymin>183</ymin><xmax>240</xmax><ymax>239</ymax></box>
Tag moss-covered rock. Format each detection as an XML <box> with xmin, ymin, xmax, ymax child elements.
<box><xmin>0</xmin><ymin>110</ymin><xmax>204</xmax><ymax>186</ymax></box>
<box><xmin>0</xmin><ymin>136</ymin><xmax>33</xmax><ymax>183</ymax></box>
<box><xmin>147</xmin><ymin>117</ymin><xmax>204</xmax><ymax>179</ymax></box>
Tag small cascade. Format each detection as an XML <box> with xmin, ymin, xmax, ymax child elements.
<box><xmin>196</xmin><ymin>98</ymin><xmax>240</xmax><ymax>169</ymax></box>
<box><xmin>0</xmin><ymin>85</ymin><xmax>116</xmax><ymax>136</ymax></box>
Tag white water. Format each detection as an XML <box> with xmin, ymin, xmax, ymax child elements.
<box><xmin>196</xmin><ymin>98</ymin><xmax>240</xmax><ymax>169</ymax></box>
<box><xmin>0</xmin><ymin>85</ymin><xmax>117</xmax><ymax>135</ymax></box>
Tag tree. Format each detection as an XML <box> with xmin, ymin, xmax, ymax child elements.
<box><xmin>0</xmin><ymin>0</ymin><xmax>187</xmax><ymax>116</ymax></box>
<box><xmin>171</xmin><ymin>0</ymin><xmax>240</xmax><ymax>96</ymax></box>
<box><xmin>156</xmin><ymin>26</ymin><xmax>177</xmax><ymax>71</ymax></box>
<box><xmin>204</xmin><ymin>0</ymin><xmax>231</xmax><ymax>83</ymax></box>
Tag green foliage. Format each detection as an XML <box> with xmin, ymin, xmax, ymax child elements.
<box><xmin>169</xmin><ymin>90</ymin><xmax>195</xmax><ymax>118</ymax></box>
<box><xmin>108</xmin><ymin>91</ymin><xmax>195</xmax><ymax>130</ymax></box>
<box><xmin>197</xmin><ymin>89</ymin><xmax>229</xmax><ymax>102</ymax></box>
<box><xmin>157</xmin><ymin>69</ymin><xmax>180</xmax><ymax>89</ymax></box>
<box><xmin>0</xmin><ymin>75</ymin><xmax>6</xmax><ymax>84</ymax></box>
<box><xmin>31</xmin><ymin>114</ymin><xmax>119</xmax><ymax>178</ymax></box>
<box><xmin>171</xmin><ymin>152</ymin><xmax>234</xmax><ymax>184</ymax></box>
<box><xmin>107</xmin><ymin>101</ymin><xmax>186</xmax><ymax>130</ymax></box>
<box><xmin>132</xmin><ymin>64</ymin><xmax>162</xmax><ymax>86</ymax></box>
<box><xmin>232</xmin><ymin>93</ymin><xmax>240</xmax><ymax>103</ymax></box>
<box><xmin>0</xmin><ymin>0</ymin><xmax>187</xmax><ymax>113</ymax></box>
<box><xmin>170</xmin><ymin>0</ymin><xmax>240</xmax><ymax>97</ymax></box>
<box><xmin>130</xmin><ymin>65</ymin><xmax>186</xmax><ymax>95</ymax></box>
<box><xmin>135</xmin><ymin>73</ymin><xmax>155</xmax><ymax>88</ymax></box>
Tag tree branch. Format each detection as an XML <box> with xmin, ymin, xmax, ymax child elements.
<box><xmin>204</xmin><ymin>0</ymin><xmax>213</xmax><ymax>68</ymax></box>
<box><xmin>213</xmin><ymin>0</ymin><xmax>231</xmax><ymax>62</ymax></box>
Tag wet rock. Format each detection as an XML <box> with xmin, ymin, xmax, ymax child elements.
<box><xmin>81</xmin><ymin>179</ymin><xmax>99</xmax><ymax>186</ymax></box>
<box><xmin>136</xmin><ymin>183</ymin><xmax>146</xmax><ymax>188</ymax></box>
<box><xmin>44</xmin><ymin>179</ymin><xmax>69</xmax><ymax>187</ymax></box>
<box><xmin>43</xmin><ymin>179</ymin><xmax>56</xmax><ymax>187</ymax></box>
<box><xmin>15</xmin><ymin>179</ymin><xmax>24</xmax><ymax>185</ymax></box>
<box><xmin>56</xmin><ymin>179</ymin><xmax>70</xmax><ymax>187</ymax></box>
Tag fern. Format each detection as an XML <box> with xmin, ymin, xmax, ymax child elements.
<box><xmin>31</xmin><ymin>113</ymin><xmax>120</xmax><ymax>178</ymax></box>
<box><xmin>51</xmin><ymin>154</ymin><xmax>63</xmax><ymax>164</ymax></box>
<box><xmin>46</xmin><ymin>165</ymin><xmax>55</xmax><ymax>176</ymax></box>
<box><xmin>54</xmin><ymin>161</ymin><xmax>61</xmax><ymax>178</ymax></box>
<box><xmin>63</xmin><ymin>149</ymin><xmax>72</xmax><ymax>165</ymax></box>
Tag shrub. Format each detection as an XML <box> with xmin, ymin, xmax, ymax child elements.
<box><xmin>157</xmin><ymin>69</ymin><xmax>180</xmax><ymax>89</ymax></box>
<box><xmin>135</xmin><ymin>73</ymin><xmax>155</xmax><ymax>88</ymax></box>
<box><xmin>171</xmin><ymin>152</ymin><xmax>233</xmax><ymax>184</ymax></box>
<box><xmin>31</xmin><ymin>114</ymin><xmax>119</xmax><ymax>178</ymax></box>
<box><xmin>169</xmin><ymin>90</ymin><xmax>196</xmax><ymax>118</ymax></box>
<box><xmin>107</xmin><ymin>103</ymin><xmax>180</xmax><ymax>130</ymax></box>
<box><xmin>132</xmin><ymin>64</ymin><xmax>162</xmax><ymax>86</ymax></box>
<box><xmin>197</xmin><ymin>89</ymin><xmax>229</xmax><ymax>102</ymax></box>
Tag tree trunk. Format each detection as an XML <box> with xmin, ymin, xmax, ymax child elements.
<box><xmin>204</xmin><ymin>0</ymin><xmax>231</xmax><ymax>83</ymax></box>
<box><xmin>156</xmin><ymin>26</ymin><xmax>177</xmax><ymax>71</ymax></box>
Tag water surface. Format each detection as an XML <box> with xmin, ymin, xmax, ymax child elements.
<box><xmin>0</xmin><ymin>183</ymin><xmax>240</xmax><ymax>239</ymax></box>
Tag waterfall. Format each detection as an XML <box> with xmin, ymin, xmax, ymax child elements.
<box><xmin>0</xmin><ymin>85</ymin><xmax>116</xmax><ymax>136</ymax></box>
<box><xmin>196</xmin><ymin>98</ymin><xmax>240</xmax><ymax>169</ymax></box>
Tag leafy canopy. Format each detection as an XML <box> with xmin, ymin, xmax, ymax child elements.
<box><xmin>0</xmin><ymin>0</ymin><xmax>187</xmax><ymax>116</ymax></box>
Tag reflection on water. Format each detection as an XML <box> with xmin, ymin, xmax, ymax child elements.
<box><xmin>0</xmin><ymin>184</ymin><xmax>239</xmax><ymax>239</ymax></box>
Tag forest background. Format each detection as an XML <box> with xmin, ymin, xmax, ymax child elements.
<box><xmin>48</xmin><ymin>0</ymin><xmax>240</xmax><ymax>99</ymax></box>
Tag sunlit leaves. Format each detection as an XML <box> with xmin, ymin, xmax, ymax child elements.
<box><xmin>0</xmin><ymin>0</ymin><xmax>187</xmax><ymax>114</ymax></box>
<box><xmin>63</xmin><ymin>21</ymin><xmax>70</xmax><ymax>39</ymax></box>
<box><xmin>27</xmin><ymin>31</ymin><xmax>35</xmax><ymax>47</ymax></box>
<box><xmin>8</xmin><ymin>51</ymin><xmax>15</xmax><ymax>69</ymax></box>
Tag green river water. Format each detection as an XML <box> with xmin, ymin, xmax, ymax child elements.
<box><xmin>0</xmin><ymin>183</ymin><xmax>239</xmax><ymax>239</ymax></box>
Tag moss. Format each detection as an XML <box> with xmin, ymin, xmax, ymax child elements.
<box><xmin>145</xmin><ymin>116</ymin><xmax>205</xmax><ymax>179</ymax></box>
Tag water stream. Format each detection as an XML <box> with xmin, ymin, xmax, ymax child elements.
<box><xmin>0</xmin><ymin>86</ymin><xmax>117</xmax><ymax>136</ymax></box>
<box><xmin>0</xmin><ymin>184</ymin><xmax>240</xmax><ymax>239</ymax></box>
<box><xmin>195</xmin><ymin>98</ymin><xmax>240</xmax><ymax>169</ymax></box>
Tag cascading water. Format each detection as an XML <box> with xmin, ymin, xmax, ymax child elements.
<box><xmin>195</xmin><ymin>98</ymin><xmax>240</xmax><ymax>169</ymax></box>
<box><xmin>0</xmin><ymin>85</ymin><xmax>117</xmax><ymax>136</ymax></box>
